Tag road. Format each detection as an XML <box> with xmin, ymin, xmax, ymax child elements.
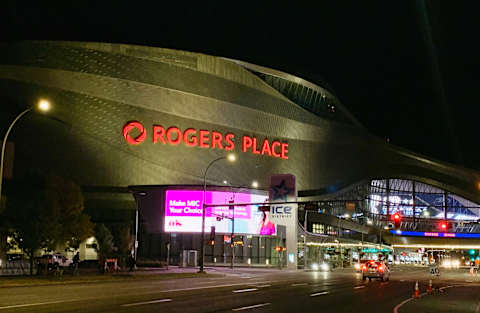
<box><xmin>0</xmin><ymin>266</ymin><xmax>478</xmax><ymax>313</ymax></box>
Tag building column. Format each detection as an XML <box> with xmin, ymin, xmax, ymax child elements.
<box><xmin>386</xmin><ymin>179</ymin><xmax>390</xmax><ymax>217</ymax></box>
<box><xmin>412</xmin><ymin>180</ymin><xmax>416</xmax><ymax>225</ymax></box>
<box><xmin>444</xmin><ymin>191</ymin><xmax>448</xmax><ymax>220</ymax></box>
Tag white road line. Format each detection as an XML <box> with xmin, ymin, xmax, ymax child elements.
<box><xmin>256</xmin><ymin>284</ymin><xmax>271</xmax><ymax>288</ymax></box>
<box><xmin>232</xmin><ymin>303</ymin><xmax>271</xmax><ymax>311</ymax></box>
<box><xmin>159</xmin><ymin>282</ymin><xmax>254</xmax><ymax>293</ymax></box>
<box><xmin>291</xmin><ymin>283</ymin><xmax>308</xmax><ymax>286</ymax></box>
<box><xmin>393</xmin><ymin>293</ymin><xmax>428</xmax><ymax>313</ymax></box>
<box><xmin>353</xmin><ymin>285</ymin><xmax>366</xmax><ymax>289</ymax></box>
<box><xmin>121</xmin><ymin>299</ymin><xmax>172</xmax><ymax>307</ymax></box>
<box><xmin>0</xmin><ymin>300</ymin><xmax>69</xmax><ymax>310</ymax></box>
<box><xmin>310</xmin><ymin>291</ymin><xmax>329</xmax><ymax>297</ymax></box>
<box><xmin>233</xmin><ymin>288</ymin><xmax>258</xmax><ymax>293</ymax></box>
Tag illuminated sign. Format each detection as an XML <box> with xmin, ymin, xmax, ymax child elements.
<box><xmin>122</xmin><ymin>121</ymin><xmax>289</xmax><ymax>159</ymax></box>
<box><xmin>391</xmin><ymin>230</ymin><xmax>480</xmax><ymax>238</ymax></box>
<box><xmin>164</xmin><ymin>189</ymin><xmax>273</xmax><ymax>235</ymax></box>
<box><xmin>362</xmin><ymin>248</ymin><xmax>391</xmax><ymax>253</ymax></box>
<box><xmin>123</xmin><ymin>121</ymin><xmax>147</xmax><ymax>145</ymax></box>
<box><xmin>269</xmin><ymin>174</ymin><xmax>297</xmax><ymax>269</ymax></box>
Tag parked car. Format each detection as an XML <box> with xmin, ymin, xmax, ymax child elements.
<box><xmin>38</xmin><ymin>253</ymin><xmax>73</xmax><ymax>269</ymax></box>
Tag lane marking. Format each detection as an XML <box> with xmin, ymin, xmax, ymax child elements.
<box><xmin>353</xmin><ymin>285</ymin><xmax>366</xmax><ymax>289</ymax></box>
<box><xmin>233</xmin><ymin>288</ymin><xmax>258</xmax><ymax>293</ymax></box>
<box><xmin>256</xmin><ymin>284</ymin><xmax>271</xmax><ymax>288</ymax></box>
<box><xmin>292</xmin><ymin>283</ymin><xmax>308</xmax><ymax>286</ymax></box>
<box><xmin>0</xmin><ymin>300</ymin><xmax>69</xmax><ymax>310</ymax></box>
<box><xmin>159</xmin><ymin>282</ymin><xmax>256</xmax><ymax>293</ymax></box>
<box><xmin>121</xmin><ymin>299</ymin><xmax>172</xmax><ymax>307</ymax></box>
<box><xmin>232</xmin><ymin>303</ymin><xmax>271</xmax><ymax>311</ymax></box>
<box><xmin>310</xmin><ymin>291</ymin><xmax>329</xmax><ymax>297</ymax></box>
<box><xmin>393</xmin><ymin>292</ymin><xmax>427</xmax><ymax>313</ymax></box>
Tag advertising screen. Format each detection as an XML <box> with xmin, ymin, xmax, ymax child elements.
<box><xmin>164</xmin><ymin>189</ymin><xmax>274</xmax><ymax>235</ymax></box>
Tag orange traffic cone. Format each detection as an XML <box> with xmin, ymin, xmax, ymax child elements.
<box><xmin>427</xmin><ymin>279</ymin><xmax>433</xmax><ymax>293</ymax></box>
<box><xmin>413</xmin><ymin>281</ymin><xmax>420</xmax><ymax>298</ymax></box>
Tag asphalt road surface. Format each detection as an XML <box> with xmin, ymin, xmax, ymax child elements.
<box><xmin>0</xmin><ymin>266</ymin><xmax>477</xmax><ymax>313</ymax></box>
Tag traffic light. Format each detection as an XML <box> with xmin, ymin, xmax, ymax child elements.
<box><xmin>392</xmin><ymin>212</ymin><xmax>402</xmax><ymax>228</ymax></box>
<box><xmin>209</xmin><ymin>226</ymin><xmax>215</xmax><ymax>245</ymax></box>
<box><xmin>439</xmin><ymin>221</ymin><xmax>448</xmax><ymax>231</ymax></box>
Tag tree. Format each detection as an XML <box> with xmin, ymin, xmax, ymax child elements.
<box><xmin>111</xmin><ymin>223</ymin><xmax>134</xmax><ymax>266</ymax></box>
<box><xmin>6</xmin><ymin>173</ymin><xmax>94</xmax><ymax>275</ymax></box>
<box><xmin>44</xmin><ymin>176</ymin><xmax>94</xmax><ymax>250</ymax></box>
<box><xmin>6</xmin><ymin>173</ymin><xmax>50</xmax><ymax>275</ymax></box>
<box><xmin>94</xmin><ymin>224</ymin><xmax>114</xmax><ymax>261</ymax></box>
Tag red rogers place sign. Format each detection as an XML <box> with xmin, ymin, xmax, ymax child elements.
<box><xmin>122</xmin><ymin>121</ymin><xmax>289</xmax><ymax>159</ymax></box>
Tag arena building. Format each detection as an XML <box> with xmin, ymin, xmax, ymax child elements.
<box><xmin>1</xmin><ymin>41</ymin><xmax>480</xmax><ymax>269</ymax></box>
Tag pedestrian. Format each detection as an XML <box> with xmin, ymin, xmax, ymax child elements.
<box><xmin>73</xmin><ymin>251</ymin><xmax>80</xmax><ymax>276</ymax></box>
<box><xmin>128</xmin><ymin>253</ymin><xmax>136</xmax><ymax>272</ymax></box>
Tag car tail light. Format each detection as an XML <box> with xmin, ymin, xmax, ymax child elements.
<box><xmin>378</xmin><ymin>266</ymin><xmax>384</xmax><ymax>272</ymax></box>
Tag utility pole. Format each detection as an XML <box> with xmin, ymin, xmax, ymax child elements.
<box><xmin>230</xmin><ymin>200</ymin><xmax>235</xmax><ymax>270</ymax></box>
<box><xmin>304</xmin><ymin>210</ymin><xmax>308</xmax><ymax>269</ymax></box>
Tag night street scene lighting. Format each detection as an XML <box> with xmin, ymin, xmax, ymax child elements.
<box><xmin>199</xmin><ymin>153</ymin><xmax>236</xmax><ymax>273</ymax></box>
<box><xmin>1</xmin><ymin>2</ymin><xmax>480</xmax><ymax>313</ymax></box>
<box><xmin>0</xmin><ymin>99</ymin><xmax>51</xmax><ymax>202</ymax></box>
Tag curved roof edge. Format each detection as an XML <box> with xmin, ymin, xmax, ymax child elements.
<box><xmin>222</xmin><ymin>58</ymin><xmax>367</xmax><ymax>131</ymax></box>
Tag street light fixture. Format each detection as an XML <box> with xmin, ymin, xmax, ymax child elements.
<box><xmin>0</xmin><ymin>99</ymin><xmax>52</xmax><ymax>203</ymax></box>
<box><xmin>37</xmin><ymin>99</ymin><xmax>51</xmax><ymax>112</ymax></box>
<box><xmin>251</xmin><ymin>181</ymin><xmax>259</xmax><ymax>188</ymax></box>
<box><xmin>199</xmin><ymin>153</ymin><xmax>236</xmax><ymax>273</ymax></box>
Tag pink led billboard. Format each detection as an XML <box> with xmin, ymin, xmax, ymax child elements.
<box><xmin>164</xmin><ymin>189</ymin><xmax>275</xmax><ymax>235</ymax></box>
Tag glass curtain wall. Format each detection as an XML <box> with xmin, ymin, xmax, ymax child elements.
<box><xmin>369</xmin><ymin>179</ymin><xmax>480</xmax><ymax>220</ymax></box>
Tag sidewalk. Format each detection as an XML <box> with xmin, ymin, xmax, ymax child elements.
<box><xmin>397</xmin><ymin>285</ymin><xmax>480</xmax><ymax>313</ymax></box>
<box><xmin>0</xmin><ymin>267</ymin><xmax>221</xmax><ymax>288</ymax></box>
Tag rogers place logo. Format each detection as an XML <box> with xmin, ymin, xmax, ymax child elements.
<box><xmin>122</xmin><ymin>121</ymin><xmax>289</xmax><ymax>159</ymax></box>
<box><xmin>123</xmin><ymin>121</ymin><xmax>147</xmax><ymax>145</ymax></box>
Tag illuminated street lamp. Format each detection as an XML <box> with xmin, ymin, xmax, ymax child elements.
<box><xmin>199</xmin><ymin>153</ymin><xmax>236</xmax><ymax>273</ymax></box>
<box><xmin>0</xmin><ymin>99</ymin><xmax>51</xmax><ymax>203</ymax></box>
<box><xmin>251</xmin><ymin>181</ymin><xmax>259</xmax><ymax>188</ymax></box>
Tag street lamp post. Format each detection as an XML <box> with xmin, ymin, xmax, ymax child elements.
<box><xmin>0</xmin><ymin>100</ymin><xmax>51</xmax><ymax>203</ymax></box>
<box><xmin>199</xmin><ymin>154</ymin><xmax>235</xmax><ymax>273</ymax></box>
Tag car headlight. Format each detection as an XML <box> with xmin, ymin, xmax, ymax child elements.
<box><xmin>321</xmin><ymin>263</ymin><xmax>329</xmax><ymax>271</ymax></box>
<box><xmin>311</xmin><ymin>263</ymin><xmax>319</xmax><ymax>271</ymax></box>
<box><xmin>354</xmin><ymin>263</ymin><xmax>361</xmax><ymax>270</ymax></box>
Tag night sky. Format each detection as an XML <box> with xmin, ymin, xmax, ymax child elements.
<box><xmin>2</xmin><ymin>1</ymin><xmax>478</xmax><ymax>170</ymax></box>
